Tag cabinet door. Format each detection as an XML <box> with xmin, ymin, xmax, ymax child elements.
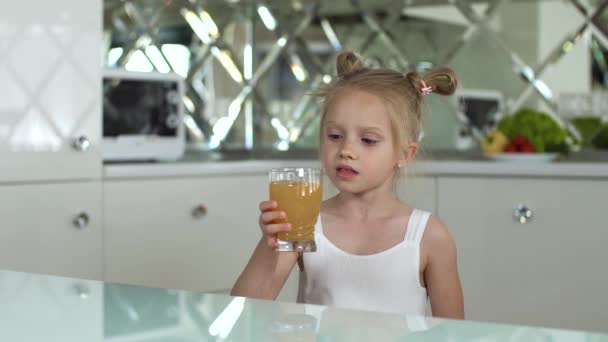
<box><xmin>0</xmin><ymin>0</ymin><xmax>101</xmax><ymax>182</ymax></box>
<box><xmin>0</xmin><ymin>182</ymin><xmax>103</xmax><ymax>279</ymax></box>
<box><xmin>104</xmin><ymin>175</ymin><xmax>267</xmax><ymax>293</ymax></box>
<box><xmin>438</xmin><ymin>177</ymin><xmax>608</xmax><ymax>332</ymax></box>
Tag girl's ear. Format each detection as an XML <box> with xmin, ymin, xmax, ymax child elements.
<box><xmin>396</xmin><ymin>142</ymin><xmax>418</xmax><ymax>168</ymax></box>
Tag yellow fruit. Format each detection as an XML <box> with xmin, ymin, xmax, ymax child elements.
<box><xmin>481</xmin><ymin>130</ymin><xmax>509</xmax><ymax>154</ymax></box>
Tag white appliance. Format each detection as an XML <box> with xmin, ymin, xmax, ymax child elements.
<box><xmin>456</xmin><ymin>88</ymin><xmax>504</xmax><ymax>131</ymax></box>
<box><xmin>102</xmin><ymin>69</ymin><xmax>185</xmax><ymax>161</ymax></box>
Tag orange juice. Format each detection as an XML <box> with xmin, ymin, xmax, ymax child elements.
<box><xmin>270</xmin><ymin>180</ymin><xmax>322</xmax><ymax>242</ymax></box>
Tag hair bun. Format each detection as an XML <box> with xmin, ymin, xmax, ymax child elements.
<box><xmin>406</xmin><ymin>68</ymin><xmax>458</xmax><ymax>97</ymax></box>
<box><xmin>336</xmin><ymin>52</ymin><xmax>364</xmax><ymax>78</ymax></box>
<box><xmin>423</xmin><ymin>67</ymin><xmax>458</xmax><ymax>96</ymax></box>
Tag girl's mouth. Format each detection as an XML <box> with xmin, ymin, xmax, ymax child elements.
<box><xmin>336</xmin><ymin>165</ymin><xmax>358</xmax><ymax>179</ymax></box>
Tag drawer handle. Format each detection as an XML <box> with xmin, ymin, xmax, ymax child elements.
<box><xmin>192</xmin><ymin>204</ymin><xmax>208</xmax><ymax>218</ymax></box>
<box><xmin>72</xmin><ymin>135</ymin><xmax>91</xmax><ymax>152</ymax></box>
<box><xmin>513</xmin><ymin>204</ymin><xmax>533</xmax><ymax>224</ymax></box>
<box><xmin>73</xmin><ymin>212</ymin><xmax>90</xmax><ymax>229</ymax></box>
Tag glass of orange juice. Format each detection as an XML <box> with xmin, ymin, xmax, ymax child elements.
<box><xmin>269</xmin><ymin>167</ymin><xmax>322</xmax><ymax>252</ymax></box>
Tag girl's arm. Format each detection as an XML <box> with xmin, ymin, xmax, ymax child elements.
<box><xmin>231</xmin><ymin>200</ymin><xmax>299</xmax><ymax>299</ymax></box>
<box><xmin>423</xmin><ymin>216</ymin><xmax>465</xmax><ymax>319</ymax></box>
<box><xmin>230</xmin><ymin>238</ymin><xmax>298</xmax><ymax>299</ymax></box>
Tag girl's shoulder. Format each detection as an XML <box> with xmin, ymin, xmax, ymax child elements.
<box><xmin>420</xmin><ymin>213</ymin><xmax>457</xmax><ymax>257</ymax></box>
<box><xmin>418</xmin><ymin>212</ymin><xmax>450</xmax><ymax>241</ymax></box>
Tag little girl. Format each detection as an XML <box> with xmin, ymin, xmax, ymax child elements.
<box><xmin>231</xmin><ymin>52</ymin><xmax>464</xmax><ymax>319</ymax></box>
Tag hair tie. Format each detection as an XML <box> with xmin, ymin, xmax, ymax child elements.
<box><xmin>420</xmin><ymin>80</ymin><xmax>433</xmax><ymax>96</ymax></box>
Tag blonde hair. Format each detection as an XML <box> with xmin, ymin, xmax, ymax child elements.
<box><xmin>315</xmin><ymin>51</ymin><xmax>458</xmax><ymax>151</ymax></box>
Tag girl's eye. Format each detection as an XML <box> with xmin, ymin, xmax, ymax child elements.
<box><xmin>327</xmin><ymin>134</ymin><xmax>342</xmax><ymax>140</ymax></box>
<box><xmin>362</xmin><ymin>137</ymin><xmax>378</xmax><ymax>145</ymax></box>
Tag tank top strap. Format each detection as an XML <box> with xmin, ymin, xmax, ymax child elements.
<box><xmin>314</xmin><ymin>214</ymin><xmax>323</xmax><ymax>234</ymax></box>
<box><xmin>298</xmin><ymin>215</ymin><xmax>323</xmax><ymax>273</ymax></box>
<box><xmin>404</xmin><ymin>209</ymin><xmax>431</xmax><ymax>244</ymax></box>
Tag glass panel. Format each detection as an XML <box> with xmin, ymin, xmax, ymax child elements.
<box><xmin>101</xmin><ymin>0</ymin><xmax>608</xmax><ymax>153</ymax></box>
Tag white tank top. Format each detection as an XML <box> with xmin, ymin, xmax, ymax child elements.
<box><xmin>299</xmin><ymin>209</ymin><xmax>430</xmax><ymax>315</ymax></box>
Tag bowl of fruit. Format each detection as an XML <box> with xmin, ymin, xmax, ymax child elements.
<box><xmin>481</xmin><ymin>108</ymin><xmax>579</xmax><ymax>162</ymax></box>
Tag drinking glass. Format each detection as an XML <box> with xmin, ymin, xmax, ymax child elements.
<box><xmin>269</xmin><ymin>167</ymin><xmax>322</xmax><ymax>252</ymax></box>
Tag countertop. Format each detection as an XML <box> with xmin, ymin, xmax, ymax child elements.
<box><xmin>1</xmin><ymin>269</ymin><xmax>607</xmax><ymax>341</ymax></box>
<box><xmin>103</xmin><ymin>149</ymin><xmax>608</xmax><ymax>179</ymax></box>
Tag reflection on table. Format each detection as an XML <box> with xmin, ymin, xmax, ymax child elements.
<box><xmin>1</xmin><ymin>269</ymin><xmax>607</xmax><ymax>341</ymax></box>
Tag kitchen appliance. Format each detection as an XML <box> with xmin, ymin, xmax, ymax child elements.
<box><xmin>457</xmin><ymin>88</ymin><xmax>503</xmax><ymax>132</ymax></box>
<box><xmin>102</xmin><ymin>69</ymin><xmax>185</xmax><ymax>161</ymax></box>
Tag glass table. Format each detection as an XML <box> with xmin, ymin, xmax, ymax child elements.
<box><xmin>0</xmin><ymin>269</ymin><xmax>606</xmax><ymax>341</ymax></box>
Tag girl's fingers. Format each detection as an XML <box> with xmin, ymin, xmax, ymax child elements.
<box><xmin>259</xmin><ymin>200</ymin><xmax>277</xmax><ymax>212</ymax></box>
<box><xmin>263</xmin><ymin>223</ymin><xmax>291</xmax><ymax>235</ymax></box>
<box><xmin>267</xmin><ymin>235</ymin><xmax>278</xmax><ymax>248</ymax></box>
<box><xmin>261</xmin><ymin>211</ymin><xmax>286</xmax><ymax>224</ymax></box>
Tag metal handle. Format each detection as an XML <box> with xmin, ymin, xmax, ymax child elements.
<box><xmin>192</xmin><ymin>204</ymin><xmax>208</xmax><ymax>218</ymax></box>
<box><xmin>513</xmin><ymin>204</ymin><xmax>533</xmax><ymax>224</ymax></box>
<box><xmin>72</xmin><ymin>135</ymin><xmax>91</xmax><ymax>152</ymax></box>
<box><xmin>73</xmin><ymin>212</ymin><xmax>90</xmax><ymax>229</ymax></box>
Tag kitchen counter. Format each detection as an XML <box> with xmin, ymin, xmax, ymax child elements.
<box><xmin>2</xmin><ymin>269</ymin><xmax>607</xmax><ymax>341</ymax></box>
<box><xmin>104</xmin><ymin>149</ymin><xmax>608</xmax><ymax>179</ymax></box>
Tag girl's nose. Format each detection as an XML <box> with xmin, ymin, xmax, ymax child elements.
<box><xmin>340</xmin><ymin>144</ymin><xmax>357</xmax><ymax>160</ymax></box>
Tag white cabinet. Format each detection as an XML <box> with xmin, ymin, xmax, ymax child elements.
<box><xmin>0</xmin><ymin>0</ymin><xmax>102</xmax><ymax>182</ymax></box>
<box><xmin>0</xmin><ymin>0</ymin><xmax>103</xmax><ymax>280</ymax></box>
<box><xmin>438</xmin><ymin>177</ymin><xmax>608</xmax><ymax>332</ymax></box>
<box><xmin>104</xmin><ymin>175</ymin><xmax>267</xmax><ymax>293</ymax></box>
<box><xmin>0</xmin><ymin>182</ymin><xmax>103</xmax><ymax>279</ymax></box>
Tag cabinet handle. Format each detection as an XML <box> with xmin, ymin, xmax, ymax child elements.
<box><xmin>73</xmin><ymin>212</ymin><xmax>90</xmax><ymax>229</ymax></box>
<box><xmin>72</xmin><ymin>135</ymin><xmax>91</xmax><ymax>152</ymax></box>
<box><xmin>192</xmin><ymin>204</ymin><xmax>208</xmax><ymax>218</ymax></box>
<box><xmin>513</xmin><ymin>204</ymin><xmax>533</xmax><ymax>224</ymax></box>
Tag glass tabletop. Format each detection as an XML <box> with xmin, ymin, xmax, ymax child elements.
<box><xmin>1</xmin><ymin>269</ymin><xmax>606</xmax><ymax>341</ymax></box>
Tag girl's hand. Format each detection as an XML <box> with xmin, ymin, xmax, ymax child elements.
<box><xmin>258</xmin><ymin>200</ymin><xmax>291</xmax><ymax>249</ymax></box>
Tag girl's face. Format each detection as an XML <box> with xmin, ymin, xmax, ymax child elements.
<box><xmin>321</xmin><ymin>88</ymin><xmax>406</xmax><ymax>195</ymax></box>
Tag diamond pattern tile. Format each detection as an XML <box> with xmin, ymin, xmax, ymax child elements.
<box><xmin>0</xmin><ymin>0</ymin><xmax>102</xmax><ymax>181</ymax></box>
<box><xmin>0</xmin><ymin>125</ymin><xmax>10</xmax><ymax>143</ymax></box>
<box><xmin>39</xmin><ymin>62</ymin><xmax>94</xmax><ymax>137</ymax></box>
<box><xmin>0</xmin><ymin>64</ymin><xmax>28</xmax><ymax>113</ymax></box>
<box><xmin>49</xmin><ymin>23</ymin><xmax>74</xmax><ymax>49</ymax></box>
<box><xmin>0</xmin><ymin>22</ymin><xmax>17</xmax><ymax>54</ymax></box>
<box><xmin>7</xmin><ymin>25</ymin><xmax>61</xmax><ymax>93</ymax></box>
<box><xmin>72</xmin><ymin>99</ymin><xmax>101</xmax><ymax>143</ymax></box>
<box><xmin>9</xmin><ymin>108</ymin><xmax>62</xmax><ymax>152</ymax></box>
<box><xmin>69</xmin><ymin>30</ymin><xmax>99</xmax><ymax>85</ymax></box>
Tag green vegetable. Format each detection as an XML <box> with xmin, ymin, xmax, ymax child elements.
<box><xmin>497</xmin><ymin>108</ymin><xmax>569</xmax><ymax>153</ymax></box>
<box><xmin>591</xmin><ymin>123</ymin><xmax>608</xmax><ymax>149</ymax></box>
<box><xmin>570</xmin><ymin>117</ymin><xmax>603</xmax><ymax>146</ymax></box>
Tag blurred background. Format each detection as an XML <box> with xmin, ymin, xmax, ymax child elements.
<box><xmin>102</xmin><ymin>0</ymin><xmax>607</xmax><ymax>153</ymax></box>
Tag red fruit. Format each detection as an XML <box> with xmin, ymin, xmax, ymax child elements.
<box><xmin>520</xmin><ymin>143</ymin><xmax>536</xmax><ymax>153</ymax></box>
<box><xmin>512</xmin><ymin>135</ymin><xmax>528</xmax><ymax>147</ymax></box>
<box><xmin>504</xmin><ymin>144</ymin><xmax>517</xmax><ymax>153</ymax></box>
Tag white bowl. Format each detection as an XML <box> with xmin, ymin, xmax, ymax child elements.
<box><xmin>484</xmin><ymin>153</ymin><xmax>559</xmax><ymax>163</ymax></box>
